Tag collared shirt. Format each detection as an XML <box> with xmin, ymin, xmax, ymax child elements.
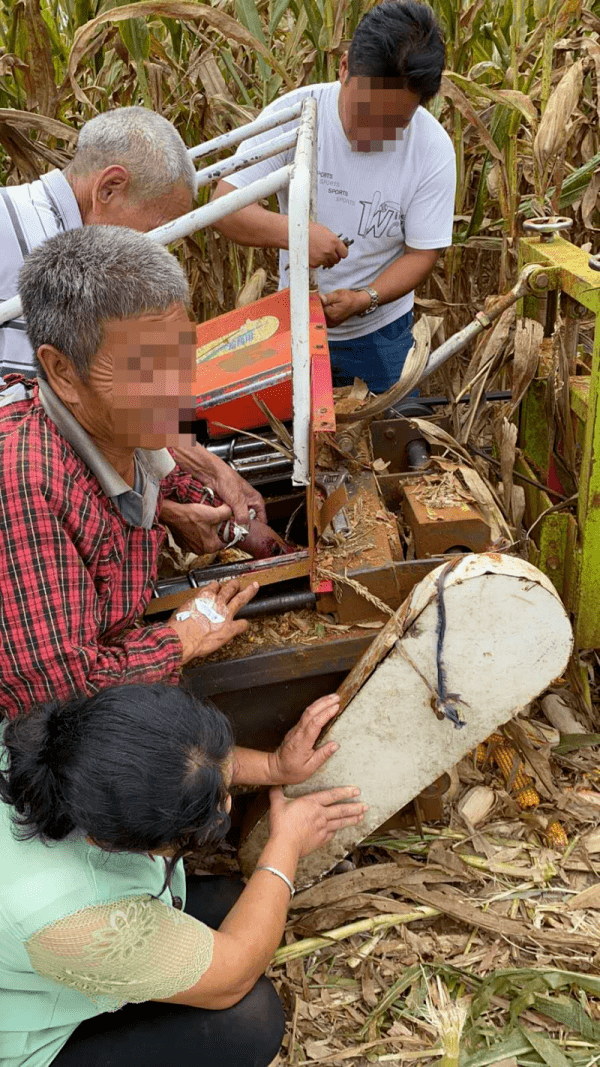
<box><xmin>37</xmin><ymin>380</ymin><xmax>176</xmax><ymax>529</ymax></box>
<box><xmin>0</xmin><ymin>170</ymin><xmax>82</xmax><ymax>375</ymax></box>
<box><xmin>0</xmin><ymin>375</ymin><xmax>212</xmax><ymax>718</ymax></box>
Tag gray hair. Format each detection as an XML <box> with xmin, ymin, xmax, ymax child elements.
<box><xmin>66</xmin><ymin>106</ymin><xmax>196</xmax><ymax>199</ymax></box>
<box><xmin>19</xmin><ymin>225</ymin><xmax>190</xmax><ymax>381</ymax></box>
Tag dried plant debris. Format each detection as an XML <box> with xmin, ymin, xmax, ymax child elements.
<box><xmin>257</xmin><ymin>683</ymin><xmax>600</xmax><ymax>1066</ymax></box>
<box><xmin>195</xmin><ymin>609</ymin><xmax>379</xmax><ymax>665</ymax></box>
<box><xmin>413</xmin><ymin>469</ymin><xmax>475</xmax><ymax>516</ymax></box>
<box><xmin>158</xmin><ymin>530</ymin><xmax>251</xmax><ymax>578</ymax></box>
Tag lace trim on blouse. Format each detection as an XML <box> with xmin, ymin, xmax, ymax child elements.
<box><xmin>25</xmin><ymin>895</ymin><xmax>214</xmax><ymax>1011</ymax></box>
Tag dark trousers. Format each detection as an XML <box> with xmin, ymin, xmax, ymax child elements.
<box><xmin>328</xmin><ymin>309</ymin><xmax>414</xmax><ymax>393</ymax></box>
<box><xmin>53</xmin><ymin>876</ymin><xmax>285</xmax><ymax>1067</ymax></box>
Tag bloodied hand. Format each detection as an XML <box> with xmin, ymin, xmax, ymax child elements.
<box><xmin>168</xmin><ymin>579</ymin><xmax>259</xmax><ymax>663</ymax></box>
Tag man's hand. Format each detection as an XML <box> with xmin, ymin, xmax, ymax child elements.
<box><xmin>319</xmin><ymin>288</ymin><xmax>371</xmax><ymax>326</ymax></box>
<box><xmin>309</xmin><ymin>224</ymin><xmax>349</xmax><ymax>269</ymax></box>
<box><xmin>160</xmin><ymin>499</ymin><xmax>231</xmax><ymax>555</ymax></box>
<box><xmin>168</xmin><ymin>579</ymin><xmax>259</xmax><ymax>663</ymax></box>
<box><xmin>171</xmin><ymin>444</ymin><xmax>267</xmax><ymax>526</ymax></box>
<box><xmin>268</xmin><ymin>694</ymin><xmax>341</xmax><ymax>785</ymax></box>
<box><xmin>211</xmin><ymin>461</ymin><xmax>268</xmax><ymax>526</ymax></box>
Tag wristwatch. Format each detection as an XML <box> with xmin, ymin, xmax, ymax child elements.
<box><xmin>354</xmin><ymin>285</ymin><xmax>380</xmax><ymax>317</ymax></box>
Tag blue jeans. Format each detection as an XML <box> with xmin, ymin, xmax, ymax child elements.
<box><xmin>328</xmin><ymin>310</ymin><xmax>414</xmax><ymax>394</ymax></box>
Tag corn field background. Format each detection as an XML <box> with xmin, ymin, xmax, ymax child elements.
<box><xmin>3</xmin><ymin>0</ymin><xmax>600</xmax><ymax>329</ymax></box>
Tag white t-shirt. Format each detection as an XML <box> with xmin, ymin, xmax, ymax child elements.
<box><xmin>226</xmin><ymin>81</ymin><xmax>456</xmax><ymax>340</ymax></box>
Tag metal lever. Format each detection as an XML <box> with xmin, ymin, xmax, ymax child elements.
<box><xmin>315</xmin><ymin>469</ymin><xmax>351</xmax><ymax>537</ymax></box>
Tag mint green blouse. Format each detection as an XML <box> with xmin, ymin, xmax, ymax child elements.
<box><xmin>0</xmin><ymin>797</ymin><xmax>213</xmax><ymax>1067</ymax></box>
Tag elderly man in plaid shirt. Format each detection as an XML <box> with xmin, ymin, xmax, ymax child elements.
<box><xmin>0</xmin><ymin>226</ymin><xmax>261</xmax><ymax>718</ymax></box>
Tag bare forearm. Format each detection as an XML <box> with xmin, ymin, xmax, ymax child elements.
<box><xmin>212</xmin><ymin>180</ymin><xmax>289</xmax><ymax>249</ymax></box>
<box><xmin>169</xmin><ymin>444</ymin><xmax>220</xmax><ymax>485</ymax></box>
<box><xmin>231</xmin><ymin>746</ymin><xmax>274</xmax><ymax>786</ymax></box>
<box><xmin>217</xmin><ymin>835</ymin><xmax>298</xmax><ymax>989</ymax></box>
<box><xmin>372</xmin><ymin>248</ymin><xmax>440</xmax><ymax>307</ymax></box>
<box><xmin>320</xmin><ymin>248</ymin><xmax>442</xmax><ymax>326</ymax></box>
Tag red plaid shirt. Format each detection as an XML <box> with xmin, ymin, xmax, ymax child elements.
<box><xmin>0</xmin><ymin>379</ymin><xmax>211</xmax><ymax>718</ymax></box>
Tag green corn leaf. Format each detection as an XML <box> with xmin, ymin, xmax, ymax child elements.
<box><xmin>461</xmin><ymin>1031</ymin><xmax>532</xmax><ymax>1067</ymax></box>
<box><xmin>444</xmin><ymin>71</ymin><xmax>538</xmax><ymax>126</ymax></box>
<box><xmin>532</xmin><ymin>995</ymin><xmax>600</xmax><ymax>1040</ymax></box>
<box><xmin>554</xmin><ymin>732</ymin><xmax>600</xmax><ymax>754</ymax></box>
<box><xmin>464</xmin><ymin>153</ymin><xmax>492</xmax><ymax>239</ymax></box>
<box><xmin>269</xmin><ymin>0</ymin><xmax>292</xmax><ymax>38</ymax></box>
<box><xmin>160</xmin><ymin>16</ymin><xmax>182</xmax><ymax>57</ymax></box>
<box><xmin>302</xmin><ymin>0</ymin><xmax>324</xmax><ymax>48</ymax></box>
<box><xmin>235</xmin><ymin>0</ymin><xmax>269</xmax><ymax>82</ymax></box>
<box><xmin>520</xmin><ymin>1025</ymin><xmax>571</xmax><ymax>1067</ymax></box>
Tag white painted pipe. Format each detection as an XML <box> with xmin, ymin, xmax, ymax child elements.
<box><xmin>288</xmin><ymin>97</ymin><xmax>317</xmax><ymax>486</ymax></box>
<box><xmin>151</xmin><ymin>165</ymin><xmax>292</xmax><ymax>245</ymax></box>
<box><xmin>195</xmin><ymin>129</ymin><xmax>298</xmax><ymax>189</ymax></box>
<box><xmin>188</xmin><ymin>103</ymin><xmax>303</xmax><ymax>161</ymax></box>
<box><xmin>0</xmin><ymin>167</ymin><xmax>293</xmax><ymax>326</ymax></box>
<box><xmin>0</xmin><ymin>296</ymin><xmax>23</xmax><ymax>328</ymax></box>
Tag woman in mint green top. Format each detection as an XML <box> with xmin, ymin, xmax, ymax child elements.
<box><xmin>0</xmin><ymin>682</ymin><xmax>365</xmax><ymax>1067</ymax></box>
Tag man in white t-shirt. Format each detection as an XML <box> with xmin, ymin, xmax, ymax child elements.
<box><xmin>212</xmin><ymin>0</ymin><xmax>456</xmax><ymax>393</ymax></box>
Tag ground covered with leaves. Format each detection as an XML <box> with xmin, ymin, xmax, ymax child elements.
<box><xmin>257</xmin><ymin>680</ymin><xmax>600</xmax><ymax>1067</ymax></box>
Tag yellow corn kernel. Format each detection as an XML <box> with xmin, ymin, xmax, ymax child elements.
<box><xmin>493</xmin><ymin>744</ymin><xmax>540</xmax><ymax>810</ymax></box>
<box><xmin>475</xmin><ymin>743</ymin><xmax>487</xmax><ymax>766</ymax></box>
<box><xmin>546</xmin><ymin>820</ymin><xmax>568</xmax><ymax>850</ymax></box>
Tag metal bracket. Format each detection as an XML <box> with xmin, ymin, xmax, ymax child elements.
<box><xmin>525</xmin><ymin>265</ymin><xmax>559</xmax><ymax>294</ymax></box>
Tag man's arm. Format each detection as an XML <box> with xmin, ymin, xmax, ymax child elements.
<box><xmin>168</xmin><ymin>442</ymin><xmax>267</xmax><ymax>525</ymax></box>
<box><xmin>212</xmin><ymin>180</ymin><xmax>348</xmax><ymax>269</ymax></box>
<box><xmin>212</xmin><ymin>180</ymin><xmax>290</xmax><ymax>249</ymax></box>
<box><xmin>0</xmin><ymin>488</ymin><xmax>183</xmax><ymax>716</ymax></box>
<box><xmin>320</xmin><ymin>246</ymin><xmax>441</xmax><ymax>326</ymax></box>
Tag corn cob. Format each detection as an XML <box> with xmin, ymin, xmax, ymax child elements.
<box><xmin>475</xmin><ymin>743</ymin><xmax>487</xmax><ymax>766</ymax></box>
<box><xmin>545</xmin><ymin>820</ymin><xmax>568</xmax><ymax>850</ymax></box>
<box><xmin>492</xmin><ymin>743</ymin><xmax>540</xmax><ymax>809</ymax></box>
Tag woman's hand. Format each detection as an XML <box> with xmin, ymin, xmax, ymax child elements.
<box><xmin>268</xmin><ymin>784</ymin><xmax>367</xmax><ymax>858</ymax></box>
<box><xmin>268</xmin><ymin>694</ymin><xmax>341</xmax><ymax>785</ymax></box>
<box><xmin>168</xmin><ymin>579</ymin><xmax>258</xmax><ymax>663</ymax></box>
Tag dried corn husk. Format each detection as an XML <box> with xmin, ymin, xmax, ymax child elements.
<box><xmin>541</xmin><ymin>693</ymin><xmax>586</xmax><ymax>734</ymax></box>
<box><xmin>236</xmin><ymin>268</ymin><xmax>267</xmax><ymax>308</ymax></box>
<box><xmin>523</xmin><ymin>720</ymin><xmax>561</xmax><ymax>747</ymax></box>
<box><xmin>567</xmin><ymin>789</ymin><xmax>600</xmax><ymax>807</ymax></box>
<box><xmin>581</xmin><ymin>828</ymin><xmax>600</xmax><ymax>853</ymax></box>
<box><xmin>486</xmin><ymin>160</ymin><xmax>501</xmax><ymax>198</ymax></box>
<box><xmin>458</xmin><ymin>785</ymin><xmax>495</xmax><ymax>826</ymax></box>
<box><xmin>509</xmin><ymin>318</ymin><xmax>544</xmax><ymax>416</ymax></box>
<box><xmin>499</xmin><ymin>417</ymin><xmax>518</xmax><ymax>515</ymax></box>
<box><xmin>511</xmin><ymin>485</ymin><xmax>526</xmax><ymax>530</ymax></box>
<box><xmin>534</xmin><ymin>60</ymin><xmax>584</xmax><ymax>172</ymax></box>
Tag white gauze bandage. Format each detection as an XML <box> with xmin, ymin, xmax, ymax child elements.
<box><xmin>175</xmin><ymin>597</ymin><xmax>226</xmax><ymax>624</ymax></box>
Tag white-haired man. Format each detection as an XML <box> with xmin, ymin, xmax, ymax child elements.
<box><xmin>0</xmin><ymin>106</ymin><xmax>269</xmax><ymax>546</ymax></box>
<box><xmin>0</xmin><ymin>225</ymin><xmax>264</xmax><ymax>717</ymax></box>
